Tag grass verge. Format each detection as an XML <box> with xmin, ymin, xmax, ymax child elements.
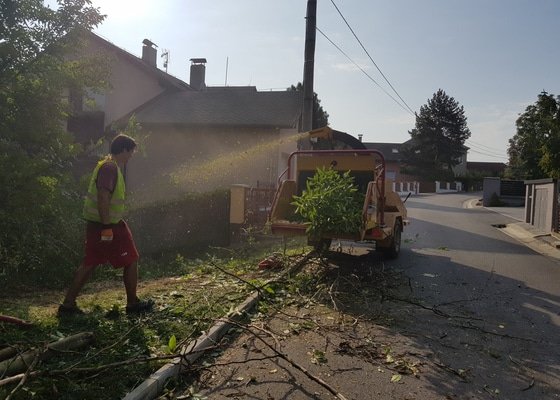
<box><xmin>0</xmin><ymin>237</ymin><xmax>308</xmax><ymax>399</ymax></box>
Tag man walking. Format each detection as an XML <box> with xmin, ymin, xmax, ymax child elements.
<box><xmin>59</xmin><ymin>134</ymin><xmax>153</xmax><ymax>315</ymax></box>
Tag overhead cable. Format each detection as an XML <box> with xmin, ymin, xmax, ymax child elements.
<box><xmin>316</xmin><ymin>26</ymin><xmax>413</xmax><ymax>116</ymax></box>
<box><xmin>467</xmin><ymin>148</ymin><xmax>508</xmax><ymax>160</ymax></box>
<box><xmin>466</xmin><ymin>139</ymin><xmax>506</xmax><ymax>153</ymax></box>
<box><xmin>465</xmin><ymin>140</ymin><xmax>507</xmax><ymax>158</ymax></box>
<box><xmin>465</xmin><ymin>139</ymin><xmax>507</xmax><ymax>156</ymax></box>
<box><xmin>329</xmin><ymin>0</ymin><xmax>416</xmax><ymax>115</ymax></box>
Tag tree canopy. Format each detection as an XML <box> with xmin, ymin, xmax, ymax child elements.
<box><xmin>0</xmin><ymin>0</ymin><xmax>106</xmax><ymax>284</ymax></box>
<box><xmin>1</xmin><ymin>0</ymin><xmax>104</xmax><ymax>77</ymax></box>
<box><xmin>402</xmin><ymin>89</ymin><xmax>471</xmax><ymax>179</ymax></box>
<box><xmin>288</xmin><ymin>82</ymin><xmax>329</xmax><ymax>129</ymax></box>
<box><xmin>507</xmin><ymin>91</ymin><xmax>560</xmax><ymax>179</ymax></box>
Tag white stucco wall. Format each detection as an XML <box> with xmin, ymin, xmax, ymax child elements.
<box><xmin>79</xmin><ymin>37</ymin><xmax>167</xmax><ymax>128</ymax></box>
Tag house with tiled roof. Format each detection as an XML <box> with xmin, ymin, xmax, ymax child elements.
<box><xmin>67</xmin><ymin>31</ymin><xmax>193</xmax><ymax>145</ymax></box>
<box><xmin>364</xmin><ymin>139</ymin><xmax>469</xmax><ymax>183</ymax></box>
<box><xmin>467</xmin><ymin>161</ymin><xmax>506</xmax><ymax>176</ymax></box>
<box><xmin>363</xmin><ymin>142</ymin><xmax>407</xmax><ymax>182</ymax></box>
<box><xmin>121</xmin><ymin>78</ymin><xmax>303</xmax><ymax>203</ymax></box>
<box><xmin>126</xmin><ymin>86</ymin><xmax>302</xmax><ymax>128</ymax></box>
<box><xmin>69</xmin><ymin>32</ymin><xmax>303</xmax><ymax>203</ymax></box>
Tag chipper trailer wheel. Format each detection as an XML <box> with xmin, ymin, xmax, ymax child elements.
<box><xmin>378</xmin><ymin>220</ymin><xmax>402</xmax><ymax>259</ymax></box>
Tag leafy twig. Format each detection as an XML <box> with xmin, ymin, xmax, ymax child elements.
<box><xmin>458</xmin><ymin>322</ymin><xmax>537</xmax><ymax>342</ymax></box>
<box><xmin>223</xmin><ymin>318</ymin><xmax>349</xmax><ymax>400</ymax></box>
<box><xmin>385</xmin><ymin>295</ymin><xmax>483</xmax><ymax>321</ymax></box>
<box><xmin>0</xmin><ymin>353</ymin><xmax>181</xmax><ymax>388</ymax></box>
<box><xmin>190</xmin><ymin>355</ymin><xmax>280</xmax><ymax>371</ymax></box>
<box><xmin>5</xmin><ymin>350</ymin><xmax>41</xmax><ymax>400</ymax></box>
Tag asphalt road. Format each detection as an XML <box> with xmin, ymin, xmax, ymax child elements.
<box><xmin>393</xmin><ymin>192</ymin><xmax>560</xmax><ymax>399</ymax></box>
<box><xmin>195</xmin><ymin>192</ymin><xmax>560</xmax><ymax>400</ymax></box>
<box><xmin>401</xmin><ymin>192</ymin><xmax>560</xmax><ymax>320</ymax></box>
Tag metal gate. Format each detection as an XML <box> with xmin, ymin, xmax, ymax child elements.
<box><xmin>534</xmin><ymin>188</ymin><xmax>548</xmax><ymax>232</ymax></box>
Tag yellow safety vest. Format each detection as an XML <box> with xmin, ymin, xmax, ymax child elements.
<box><xmin>82</xmin><ymin>158</ymin><xmax>126</xmax><ymax>223</ymax></box>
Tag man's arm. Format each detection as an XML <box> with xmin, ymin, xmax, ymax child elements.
<box><xmin>97</xmin><ymin>188</ymin><xmax>112</xmax><ymax>225</ymax></box>
<box><xmin>98</xmin><ymin>188</ymin><xmax>114</xmax><ymax>241</ymax></box>
<box><xmin>96</xmin><ymin>161</ymin><xmax>117</xmax><ymax>241</ymax></box>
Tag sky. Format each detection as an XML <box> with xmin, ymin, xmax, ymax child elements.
<box><xmin>52</xmin><ymin>0</ymin><xmax>560</xmax><ymax>162</ymax></box>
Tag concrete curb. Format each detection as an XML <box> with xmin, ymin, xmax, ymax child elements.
<box><xmin>122</xmin><ymin>253</ymin><xmax>312</xmax><ymax>400</ymax></box>
<box><xmin>463</xmin><ymin>198</ymin><xmax>560</xmax><ymax>260</ymax></box>
<box><xmin>500</xmin><ymin>223</ymin><xmax>560</xmax><ymax>261</ymax></box>
<box><xmin>122</xmin><ymin>292</ymin><xmax>260</xmax><ymax>400</ymax></box>
<box><xmin>463</xmin><ymin>198</ymin><xmax>480</xmax><ymax>209</ymax></box>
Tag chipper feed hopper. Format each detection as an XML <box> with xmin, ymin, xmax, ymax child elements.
<box><xmin>269</xmin><ymin>148</ymin><xmax>408</xmax><ymax>257</ymax></box>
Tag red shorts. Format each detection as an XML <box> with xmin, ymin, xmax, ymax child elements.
<box><xmin>83</xmin><ymin>221</ymin><xmax>139</xmax><ymax>268</ymax></box>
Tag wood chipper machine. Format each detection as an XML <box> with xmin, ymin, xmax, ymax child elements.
<box><xmin>268</xmin><ymin>147</ymin><xmax>408</xmax><ymax>257</ymax></box>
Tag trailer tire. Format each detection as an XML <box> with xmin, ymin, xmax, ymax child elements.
<box><xmin>379</xmin><ymin>221</ymin><xmax>401</xmax><ymax>259</ymax></box>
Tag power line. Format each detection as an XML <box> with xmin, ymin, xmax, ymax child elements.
<box><xmin>468</xmin><ymin>148</ymin><xmax>508</xmax><ymax>160</ymax></box>
<box><xmin>407</xmin><ymin>134</ymin><xmax>509</xmax><ymax>161</ymax></box>
<box><xmin>329</xmin><ymin>0</ymin><xmax>416</xmax><ymax>115</ymax></box>
<box><xmin>462</xmin><ymin>141</ymin><xmax>508</xmax><ymax>160</ymax></box>
<box><xmin>465</xmin><ymin>140</ymin><xmax>506</xmax><ymax>158</ymax></box>
<box><xmin>316</xmin><ymin>27</ymin><xmax>413</xmax><ymax>116</ymax></box>
<box><xmin>322</xmin><ymin>2</ymin><xmax>508</xmax><ymax>162</ymax></box>
<box><xmin>466</xmin><ymin>138</ymin><xmax>506</xmax><ymax>153</ymax></box>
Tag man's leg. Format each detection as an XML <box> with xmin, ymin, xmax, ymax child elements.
<box><xmin>123</xmin><ymin>261</ymin><xmax>138</xmax><ymax>306</ymax></box>
<box><xmin>123</xmin><ymin>262</ymin><xmax>153</xmax><ymax>313</ymax></box>
<box><xmin>62</xmin><ymin>264</ymin><xmax>95</xmax><ymax>307</ymax></box>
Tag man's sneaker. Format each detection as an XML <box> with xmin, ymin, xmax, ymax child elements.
<box><xmin>125</xmin><ymin>299</ymin><xmax>154</xmax><ymax>315</ymax></box>
<box><xmin>57</xmin><ymin>304</ymin><xmax>85</xmax><ymax>316</ymax></box>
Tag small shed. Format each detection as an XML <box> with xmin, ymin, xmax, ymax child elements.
<box><xmin>524</xmin><ymin>178</ymin><xmax>559</xmax><ymax>233</ymax></box>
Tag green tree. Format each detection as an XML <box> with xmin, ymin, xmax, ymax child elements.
<box><xmin>0</xmin><ymin>0</ymin><xmax>106</xmax><ymax>284</ymax></box>
<box><xmin>402</xmin><ymin>89</ymin><xmax>470</xmax><ymax>179</ymax></box>
<box><xmin>507</xmin><ymin>91</ymin><xmax>560</xmax><ymax>179</ymax></box>
<box><xmin>288</xmin><ymin>82</ymin><xmax>329</xmax><ymax>129</ymax></box>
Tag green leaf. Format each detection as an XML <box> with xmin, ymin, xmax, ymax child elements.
<box><xmin>168</xmin><ymin>335</ymin><xmax>177</xmax><ymax>353</ymax></box>
<box><xmin>291</xmin><ymin>167</ymin><xmax>364</xmax><ymax>239</ymax></box>
<box><xmin>310</xmin><ymin>349</ymin><xmax>328</xmax><ymax>365</ymax></box>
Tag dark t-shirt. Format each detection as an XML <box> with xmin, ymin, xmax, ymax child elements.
<box><xmin>96</xmin><ymin>162</ymin><xmax>118</xmax><ymax>193</ymax></box>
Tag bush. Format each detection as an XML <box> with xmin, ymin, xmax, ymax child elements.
<box><xmin>291</xmin><ymin>168</ymin><xmax>363</xmax><ymax>239</ymax></box>
<box><xmin>0</xmin><ymin>144</ymin><xmax>83</xmax><ymax>287</ymax></box>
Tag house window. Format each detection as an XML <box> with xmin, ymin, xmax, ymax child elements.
<box><xmin>68</xmin><ymin>87</ymin><xmax>83</xmax><ymax>113</ymax></box>
<box><xmin>386</xmin><ymin>171</ymin><xmax>396</xmax><ymax>181</ymax></box>
<box><xmin>68</xmin><ymin>87</ymin><xmax>106</xmax><ymax>113</ymax></box>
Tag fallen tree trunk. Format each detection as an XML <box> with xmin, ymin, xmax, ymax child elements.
<box><xmin>0</xmin><ymin>332</ymin><xmax>94</xmax><ymax>377</ymax></box>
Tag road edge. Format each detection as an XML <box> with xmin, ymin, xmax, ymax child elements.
<box><xmin>122</xmin><ymin>253</ymin><xmax>313</xmax><ymax>400</ymax></box>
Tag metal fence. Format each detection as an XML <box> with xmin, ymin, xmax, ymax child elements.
<box><xmin>500</xmin><ymin>179</ymin><xmax>525</xmax><ymax>197</ymax></box>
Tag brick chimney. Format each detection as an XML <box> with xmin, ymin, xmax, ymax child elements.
<box><xmin>189</xmin><ymin>58</ymin><xmax>207</xmax><ymax>91</ymax></box>
<box><xmin>142</xmin><ymin>39</ymin><xmax>157</xmax><ymax>67</ymax></box>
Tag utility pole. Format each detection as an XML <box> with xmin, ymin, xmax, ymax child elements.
<box><xmin>302</xmin><ymin>0</ymin><xmax>317</xmax><ymax>133</ymax></box>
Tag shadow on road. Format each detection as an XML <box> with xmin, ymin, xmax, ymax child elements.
<box><xmin>198</xmin><ymin>194</ymin><xmax>559</xmax><ymax>399</ymax></box>
<box><xmin>312</xmin><ymin>245</ymin><xmax>560</xmax><ymax>400</ymax></box>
